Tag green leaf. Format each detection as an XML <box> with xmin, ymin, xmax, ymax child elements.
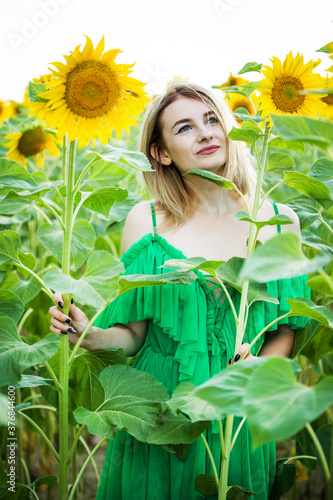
<box><xmin>216</xmin><ymin>257</ymin><xmax>244</xmax><ymax>290</ymax></box>
<box><xmin>316</xmin><ymin>42</ymin><xmax>333</xmax><ymax>54</ymax></box>
<box><xmin>184</xmin><ymin>169</ymin><xmax>238</xmax><ymax>190</ymax></box>
<box><xmin>287</xmin><ymin>198</ymin><xmax>323</xmax><ymax>230</ymax></box>
<box><xmin>241</xmin><ymin>119</ymin><xmax>263</xmax><ymax>134</ymax></box>
<box><xmin>291</xmin><ymin>319</ymin><xmax>319</xmax><ymax>359</ymax></box>
<box><xmin>0</xmin><ymin>394</ymin><xmax>8</xmax><ymax>426</ymax></box>
<box><xmin>0</xmin><ymin>159</ymin><xmax>38</xmax><ymax>189</ymax></box>
<box><xmin>315</xmin><ymin>424</ymin><xmax>332</xmax><ymax>477</ymax></box>
<box><xmin>168</xmin><ymin>358</ymin><xmax>266</xmax><ymax>421</ymax></box>
<box><xmin>0</xmin><ymin>317</ymin><xmax>59</xmax><ymax>386</ymax></box>
<box><xmin>271</xmin><ymin>115</ymin><xmax>333</xmax><ymax>153</ymax></box>
<box><xmin>228</xmin><ymin>125</ymin><xmax>262</xmax><ymax>148</ymax></box>
<box><xmin>147</xmin><ymin>406</ymin><xmax>210</xmax><ymax>445</ymax></box>
<box><xmin>74</xmin><ymin>364</ymin><xmax>169</xmax><ymax>441</ymax></box>
<box><xmin>238</xmin><ymin>61</ymin><xmax>263</xmax><ymax>74</ymax></box>
<box><xmin>214</xmin><ymin>82</ymin><xmax>259</xmax><ymax>100</ymax></box>
<box><xmin>15</xmin><ymin>375</ymin><xmax>55</xmax><ymax>388</ymax></box>
<box><xmin>18</xmin><ymin>250</ymin><xmax>36</xmax><ymax>271</ymax></box>
<box><xmin>0</xmin><ymin>186</ymin><xmax>52</xmax><ymax>202</ymax></box>
<box><xmin>302</xmin><ymin>229</ymin><xmax>333</xmax><ymax>256</ymax></box>
<box><xmin>240</xmin><ymin>233</ymin><xmax>330</xmax><ymax>282</ymax></box>
<box><xmin>0</xmin><ymin>230</ymin><xmax>20</xmax><ymax>264</ymax></box>
<box><xmin>286</xmin><ymin>297</ymin><xmax>333</xmax><ymax>328</ymax></box>
<box><xmin>244</xmin><ymin>358</ymin><xmax>333</xmax><ymax>448</ymax></box>
<box><xmin>309</xmin><ymin>157</ymin><xmax>333</xmax><ymax>192</ymax></box>
<box><xmin>301</xmin><ymin>325</ymin><xmax>333</xmax><ymax>365</ymax></box>
<box><xmin>283</xmin><ymin>171</ymin><xmax>332</xmax><ymax>202</ymax></box>
<box><xmin>306</xmin><ymin>275</ymin><xmax>333</xmax><ymax>295</ymax></box>
<box><xmin>28</xmin><ymin>81</ymin><xmax>48</xmax><ymax>102</ymax></box>
<box><xmin>233</xmin><ymin>108</ymin><xmax>262</xmax><ymax>123</ymax></box>
<box><xmin>0</xmin><ymin>475</ymin><xmax>57</xmax><ymax>499</ymax></box>
<box><xmin>194</xmin><ymin>474</ymin><xmax>218</xmax><ymax>496</ymax></box>
<box><xmin>227</xmin><ymin>485</ymin><xmax>257</xmax><ymax>499</ymax></box>
<box><xmin>37</xmin><ymin>219</ymin><xmax>95</xmax><ymax>270</ymax></box>
<box><xmin>266</xmin><ymin>152</ymin><xmax>295</xmax><ymax>172</ymax></box>
<box><xmin>70</xmin><ymin>349</ymin><xmax>127</xmax><ymax>411</ymax></box>
<box><xmin>0</xmin><ymin>289</ymin><xmax>24</xmax><ymax>322</ymax></box>
<box><xmin>161</xmin><ymin>257</ymin><xmax>224</xmax><ymax>273</ymax></box>
<box><xmin>268</xmin><ymin>459</ymin><xmax>296</xmax><ymax>500</ymax></box>
<box><xmin>234</xmin><ymin>211</ymin><xmax>294</xmax><ymax>230</ymax></box>
<box><xmin>268</xmin><ymin>137</ymin><xmax>305</xmax><ymax>154</ymax></box>
<box><xmin>0</xmin><ymin>198</ymin><xmax>30</xmax><ymax>215</ymax></box>
<box><xmin>82</xmin><ymin>187</ymin><xmax>128</xmax><ymax>217</ymax></box>
<box><xmin>118</xmin><ymin>271</ymin><xmax>198</xmax><ymax>295</ymax></box>
<box><xmin>87</xmin><ymin>145</ymin><xmax>153</xmax><ymax>172</ymax></box>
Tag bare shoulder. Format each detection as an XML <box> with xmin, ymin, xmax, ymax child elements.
<box><xmin>121</xmin><ymin>201</ymin><xmax>154</xmax><ymax>253</ymax></box>
<box><xmin>258</xmin><ymin>200</ymin><xmax>301</xmax><ymax>239</ymax></box>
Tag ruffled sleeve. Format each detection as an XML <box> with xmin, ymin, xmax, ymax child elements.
<box><xmin>93</xmin><ymin>233</ymin><xmax>211</xmax><ymax>387</ymax></box>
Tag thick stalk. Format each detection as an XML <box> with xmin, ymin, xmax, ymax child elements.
<box><xmin>218</xmin><ymin>415</ymin><xmax>234</xmax><ymax>500</ymax></box>
<box><xmin>234</xmin><ymin>124</ymin><xmax>270</xmax><ymax>354</ymax></box>
<box><xmin>58</xmin><ymin>139</ymin><xmax>77</xmax><ymax>500</ymax></box>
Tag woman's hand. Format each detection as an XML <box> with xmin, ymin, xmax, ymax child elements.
<box><xmin>49</xmin><ymin>292</ymin><xmax>96</xmax><ymax>349</ymax></box>
<box><xmin>228</xmin><ymin>343</ymin><xmax>255</xmax><ymax>366</ymax></box>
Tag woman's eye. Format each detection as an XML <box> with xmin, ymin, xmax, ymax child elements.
<box><xmin>208</xmin><ymin>116</ymin><xmax>219</xmax><ymax>124</ymax></box>
<box><xmin>177</xmin><ymin>124</ymin><xmax>191</xmax><ymax>134</ymax></box>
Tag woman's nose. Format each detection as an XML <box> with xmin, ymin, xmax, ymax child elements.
<box><xmin>198</xmin><ymin>123</ymin><xmax>213</xmax><ymax>140</ymax></box>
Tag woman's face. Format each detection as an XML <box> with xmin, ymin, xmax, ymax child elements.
<box><xmin>154</xmin><ymin>96</ymin><xmax>227</xmax><ymax>174</ymax></box>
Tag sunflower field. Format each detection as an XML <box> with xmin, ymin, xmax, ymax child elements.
<box><xmin>0</xmin><ymin>35</ymin><xmax>332</xmax><ymax>500</ymax></box>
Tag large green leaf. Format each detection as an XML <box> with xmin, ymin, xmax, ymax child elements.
<box><xmin>194</xmin><ymin>474</ymin><xmax>218</xmax><ymax>497</ymax></box>
<box><xmin>309</xmin><ymin>158</ymin><xmax>333</xmax><ymax>192</ymax></box>
<box><xmin>228</xmin><ymin>125</ymin><xmax>262</xmax><ymax>148</ymax></box>
<box><xmin>315</xmin><ymin>424</ymin><xmax>332</xmax><ymax>478</ymax></box>
<box><xmin>0</xmin><ymin>290</ymin><xmax>24</xmax><ymax>323</ymax></box>
<box><xmin>266</xmin><ymin>152</ymin><xmax>295</xmax><ymax>172</ymax></box>
<box><xmin>28</xmin><ymin>81</ymin><xmax>48</xmax><ymax>102</ymax></box>
<box><xmin>161</xmin><ymin>257</ymin><xmax>225</xmax><ymax>273</ymax></box>
<box><xmin>227</xmin><ymin>485</ymin><xmax>257</xmax><ymax>499</ymax></box>
<box><xmin>184</xmin><ymin>169</ymin><xmax>238</xmax><ymax>190</ymax></box>
<box><xmin>118</xmin><ymin>271</ymin><xmax>198</xmax><ymax>295</ymax></box>
<box><xmin>283</xmin><ymin>171</ymin><xmax>332</xmax><ymax>202</ymax></box>
<box><xmin>0</xmin><ymin>159</ymin><xmax>38</xmax><ymax>189</ymax></box>
<box><xmin>74</xmin><ymin>365</ymin><xmax>169</xmax><ymax>441</ymax></box>
<box><xmin>0</xmin><ymin>187</ymin><xmax>52</xmax><ymax>202</ymax></box>
<box><xmin>15</xmin><ymin>375</ymin><xmax>55</xmax><ymax>389</ymax></box>
<box><xmin>240</xmin><ymin>233</ymin><xmax>330</xmax><ymax>282</ymax></box>
<box><xmin>271</xmin><ymin>115</ymin><xmax>333</xmax><ymax>153</ymax></box>
<box><xmin>87</xmin><ymin>160</ymin><xmax>131</xmax><ymax>187</ymax></box>
<box><xmin>168</xmin><ymin>358</ymin><xmax>266</xmax><ymax>421</ymax></box>
<box><xmin>238</xmin><ymin>61</ymin><xmax>263</xmax><ymax>74</ymax></box>
<box><xmin>3</xmin><ymin>272</ymin><xmax>42</xmax><ymax>305</ymax></box>
<box><xmin>37</xmin><ymin>219</ymin><xmax>95</xmax><ymax>270</ymax></box>
<box><xmin>0</xmin><ymin>199</ymin><xmax>30</xmax><ymax>215</ymax></box>
<box><xmin>268</xmin><ymin>459</ymin><xmax>296</xmax><ymax>500</ymax></box>
<box><xmin>244</xmin><ymin>358</ymin><xmax>333</xmax><ymax>448</ymax></box>
<box><xmin>87</xmin><ymin>145</ymin><xmax>153</xmax><ymax>172</ymax></box>
<box><xmin>0</xmin><ymin>317</ymin><xmax>59</xmax><ymax>386</ymax></box>
<box><xmin>268</xmin><ymin>137</ymin><xmax>305</xmax><ymax>154</ymax></box>
<box><xmin>287</xmin><ymin>198</ymin><xmax>323</xmax><ymax>230</ymax></box>
<box><xmin>286</xmin><ymin>297</ymin><xmax>333</xmax><ymax>328</ymax></box>
<box><xmin>82</xmin><ymin>187</ymin><xmax>128</xmax><ymax>218</ymax></box>
<box><xmin>0</xmin><ymin>230</ymin><xmax>20</xmax><ymax>265</ymax></box>
<box><xmin>306</xmin><ymin>275</ymin><xmax>333</xmax><ymax>295</ymax></box>
<box><xmin>300</xmin><ymin>324</ymin><xmax>333</xmax><ymax>364</ymax></box>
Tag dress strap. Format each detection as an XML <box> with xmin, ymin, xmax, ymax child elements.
<box><xmin>272</xmin><ymin>202</ymin><xmax>281</xmax><ymax>234</ymax></box>
<box><xmin>150</xmin><ymin>202</ymin><xmax>158</xmax><ymax>235</ymax></box>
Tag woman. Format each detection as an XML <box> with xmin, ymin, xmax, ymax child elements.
<box><xmin>49</xmin><ymin>81</ymin><xmax>310</xmax><ymax>499</ymax></box>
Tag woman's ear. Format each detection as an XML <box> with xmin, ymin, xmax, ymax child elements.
<box><xmin>150</xmin><ymin>143</ymin><xmax>172</xmax><ymax>166</ymax></box>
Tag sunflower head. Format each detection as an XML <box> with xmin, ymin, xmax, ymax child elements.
<box><xmin>257</xmin><ymin>52</ymin><xmax>327</xmax><ymax>124</ymax></box>
<box><xmin>5</xmin><ymin>125</ymin><xmax>60</xmax><ymax>169</ymax></box>
<box><xmin>218</xmin><ymin>73</ymin><xmax>249</xmax><ymax>89</ymax></box>
<box><xmin>29</xmin><ymin>36</ymin><xmax>148</xmax><ymax>148</ymax></box>
<box><xmin>0</xmin><ymin>99</ymin><xmax>18</xmax><ymax>125</ymax></box>
<box><xmin>225</xmin><ymin>92</ymin><xmax>255</xmax><ymax>123</ymax></box>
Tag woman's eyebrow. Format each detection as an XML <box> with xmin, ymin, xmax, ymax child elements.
<box><xmin>171</xmin><ymin>110</ymin><xmax>216</xmax><ymax>130</ymax></box>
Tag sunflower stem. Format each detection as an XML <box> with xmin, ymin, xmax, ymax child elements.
<box><xmin>218</xmin><ymin>415</ymin><xmax>234</xmax><ymax>500</ymax></box>
<box><xmin>58</xmin><ymin>138</ymin><xmax>76</xmax><ymax>500</ymax></box>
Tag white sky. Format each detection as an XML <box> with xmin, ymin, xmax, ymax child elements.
<box><xmin>1</xmin><ymin>0</ymin><xmax>333</xmax><ymax>102</ymax></box>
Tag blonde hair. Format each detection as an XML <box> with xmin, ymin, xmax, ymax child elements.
<box><xmin>139</xmin><ymin>80</ymin><xmax>256</xmax><ymax>229</ymax></box>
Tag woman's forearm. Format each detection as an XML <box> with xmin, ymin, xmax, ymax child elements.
<box><xmin>87</xmin><ymin>322</ymin><xmax>147</xmax><ymax>356</ymax></box>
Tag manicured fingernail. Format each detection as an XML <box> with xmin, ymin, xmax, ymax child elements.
<box><xmin>71</xmin><ymin>298</ymin><xmax>74</xmax><ymax>304</ymax></box>
<box><xmin>65</xmin><ymin>319</ymin><xmax>71</xmax><ymax>324</ymax></box>
<box><xmin>228</xmin><ymin>358</ymin><xmax>233</xmax><ymax>365</ymax></box>
<box><xmin>234</xmin><ymin>354</ymin><xmax>241</xmax><ymax>362</ymax></box>
<box><xmin>58</xmin><ymin>301</ymin><xmax>64</xmax><ymax>309</ymax></box>
<box><xmin>61</xmin><ymin>330</ymin><xmax>68</xmax><ymax>335</ymax></box>
<box><xmin>67</xmin><ymin>327</ymin><xmax>77</xmax><ymax>334</ymax></box>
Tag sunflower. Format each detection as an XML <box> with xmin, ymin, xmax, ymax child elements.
<box><xmin>29</xmin><ymin>36</ymin><xmax>148</xmax><ymax>148</ymax></box>
<box><xmin>225</xmin><ymin>92</ymin><xmax>255</xmax><ymax>122</ymax></box>
<box><xmin>5</xmin><ymin>126</ymin><xmax>60</xmax><ymax>169</ymax></box>
<box><xmin>0</xmin><ymin>100</ymin><xmax>17</xmax><ymax>125</ymax></box>
<box><xmin>319</xmin><ymin>76</ymin><xmax>333</xmax><ymax>120</ymax></box>
<box><xmin>218</xmin><ymin>73</ymin><xmax>249</xmax><ymax>88</ymax></box>
<box><xmin>258</xmin><ymin>52</ymin><xmax>327</xmax><ymax>123</ymax></box>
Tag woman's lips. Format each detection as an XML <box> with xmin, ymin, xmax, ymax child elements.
<box><xmin>197</xmin><ymin>146</ymin><xmax>220</xmax><ymax>155</ymax></box>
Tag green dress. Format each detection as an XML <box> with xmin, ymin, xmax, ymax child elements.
<box><xmin>94</xmin><ymin>203</ymin><xmax>310</xmax><ymax>500</ymax></box>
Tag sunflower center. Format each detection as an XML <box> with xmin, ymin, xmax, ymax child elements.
<box><xmin>322</xmin><ymin>95</ymin><xmax>333</xmax><ymax>106</ymax></box>
<box><xmin>18</xmin><ymin>127</ymin><xmax>48</xmax><ymax>157</ymax></box>
<box><xmin>271</xmin><ymin>75</ymin><xmax>305</xmax><ymax>113</ymax></box>
<box><xmin>65</xmin><ymin>61</ymin><xmax>120</xmax><ymax>118</ymax></box>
